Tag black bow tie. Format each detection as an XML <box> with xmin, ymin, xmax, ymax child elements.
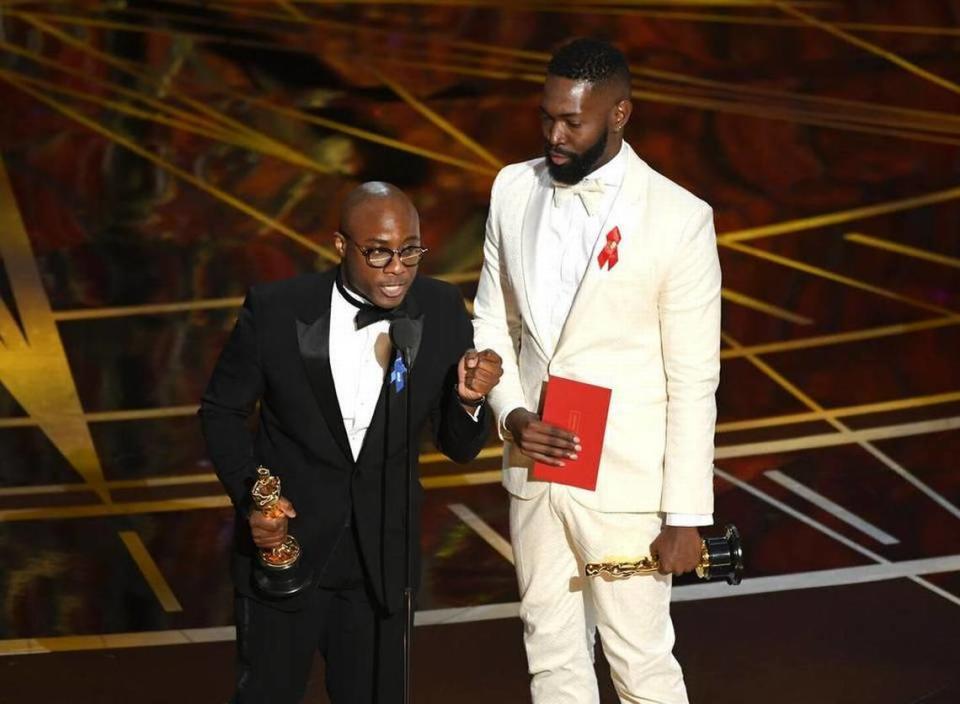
<box><xmin>336</xmin><ymin>271</ymin><xmax>409</xmax><ymax>330</ymax></box>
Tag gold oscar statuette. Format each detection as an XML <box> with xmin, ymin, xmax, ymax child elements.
<box><xmin>250</xmin><ymin>465</ymin><xmax>311</xmax><ymax>596</ymax></box>
<box><xmin>585</xmin><ymin>524</ymin><xmax>744</xmax><ymax>585</ymax></box>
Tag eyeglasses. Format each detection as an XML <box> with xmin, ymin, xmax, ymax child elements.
<box><xmin>341</xmin><ymin>235</ymin><xmax>428</xmax><ymax>268</ymax></box>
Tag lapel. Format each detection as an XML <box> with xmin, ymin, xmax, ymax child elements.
<box><xmin>296</xmin><ymin>270</ymin><xmax>354</xmax><ymax>465</ymax></box>
<box><xmin>519</xmin><ymin>163</ymin><xmax>554</xmax><ymax>355</ymax></box>
<box><xmin>553</xmin><ymin>146</ymin><xmax>650</xmax><ymax>357</ymax></box>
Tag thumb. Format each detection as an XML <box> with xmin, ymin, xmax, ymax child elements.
<box><xmin>279</xmin><ymin>498</ymin><xmax>297</xmax><ymax>518</ymax></box>
<box><xmin>465</xmin><ymin>349</ymin><xmax>478</xmax><ymax>368</ymax></box>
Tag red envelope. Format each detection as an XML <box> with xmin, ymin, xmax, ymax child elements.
<box><xmin>531</xmin><ymin>375</ymin><xmax>612</xmax><ymax>491</ymax></box>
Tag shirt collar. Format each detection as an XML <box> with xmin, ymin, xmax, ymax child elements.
<box><xmin>586</xmin><ymin>141</ymin><xmax>628</xmax><ymax>187</ymax></box>
<box><xmin>334</xmin><ymin>267</ymin><xmax>373</xmax><ymax>311</ymax></box>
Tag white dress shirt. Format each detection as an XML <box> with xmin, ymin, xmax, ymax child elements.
<box><xmin>329</xmin><ymin>282</ymin><xmax>394</xmax><ymax>461</ymax></box>
<box><xmin>528</xmin><ymin>144</ymin><xmax>711</xmax><ymax>527</ymax></box>
<box><xmin>329</xmin><ymin>280</ymin><xmax>481</xmax><ymax>461</ymax></box>
<box><xmin>538</xmin><ymin>143</ymin><xmax>628</xmax><ymax>353</ymax></box>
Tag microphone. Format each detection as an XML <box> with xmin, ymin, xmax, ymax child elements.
<box><xmin>389</xmin><ymin>317</ymin><xmax>421</xmax><ymax>363</ymax></box>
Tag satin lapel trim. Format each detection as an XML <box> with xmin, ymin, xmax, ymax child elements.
<box><xmin>554</xmin><ymin>149</ymin><xmax>649</xmax><ymax>356</ymax></box>
<box><xmin>297</xmin><ymin>309</ymin><xmax>353</xmax><ymax>465</ymax></box>
<box><xmin>405</xmin><ymin>315</ymin><xmax>424</xmax><ymax>370</ymax></box>
<box><xmin>401</xmin><ymin>292</ymin><xmax>424</xmax><ymax>370</ymax></box>
<box><xmin>519</xmin><ymin>165</ymin><xmax>552</xmax><ymax>355</ymax></box>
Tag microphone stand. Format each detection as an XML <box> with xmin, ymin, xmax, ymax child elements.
<box><xmin>400</xmin><ymin>343</ymin><xmax>414</xmax><ymax>704</ymax></box>
<box><xmin>390</xmin><ymin>317</ymin><xmax>420</xmax><ymax>704</ymax></box>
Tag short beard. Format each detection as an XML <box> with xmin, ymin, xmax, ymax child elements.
<box><xmin>545</xmin><ymin>127</ymin><xmax>609</xmax><ymax>184</ymax></box>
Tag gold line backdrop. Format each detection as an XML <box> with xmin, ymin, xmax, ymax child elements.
<box><xmin>0</xmin><ymin>5</ymin><xmax>958</xmax><ymax>685</ymax></box>
<box><xmin>0</xmin><ymin>0</ymin><xmax>954</xmax><ymax>484</ymax></box>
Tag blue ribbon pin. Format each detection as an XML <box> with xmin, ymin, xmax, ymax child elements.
<box><xmin>390</xmin><ymin>352</ymin><xmax>407</xmax><ymax>393</ymax></box>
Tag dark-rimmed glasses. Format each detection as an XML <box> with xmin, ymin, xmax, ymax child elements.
<box><xmin>341</xmin><ymin>234</ymin><xmax>428</xmax><ymax>268</ymax></box>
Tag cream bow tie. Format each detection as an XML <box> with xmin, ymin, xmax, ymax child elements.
<box><xmin>552</xmin><ymin>178</ymin><xmax>605</xmax><ymax>217</ymax></box>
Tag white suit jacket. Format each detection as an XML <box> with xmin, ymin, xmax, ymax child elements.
<box><xmin>473</xmin><ymin>144</ymin><xmax>721</xmax><ymax>514</ymax></box>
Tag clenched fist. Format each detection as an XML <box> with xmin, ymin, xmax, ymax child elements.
<box><xmin>650</xmin><ymin>525</ymin><xmax>702</xmax><ymax>575</ymax></box>
<box><xmin>457</xmin><ymin>348</ymin><xmax>503</xmax><ymax>406</ymax></box>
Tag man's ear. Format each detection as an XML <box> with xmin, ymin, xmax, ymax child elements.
<box><xmin>334</xmin><ymin>232</ymin><xmax>346</xmax><ymax>258</ymax></box>
<box><xmin>613</xmin><ymin>98</ymin><xmax>632</xmax><ymax>132</ymax></box>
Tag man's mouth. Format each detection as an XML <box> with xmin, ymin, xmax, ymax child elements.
<box><xmin>379</xmin><ymin>281</ymin><xmax>408</xmax><ymax>299</ymax></box>
<box><xmin>549</xmin><ymin>150</ymin><xmax>571</xmax><ymax>165</ymax></box>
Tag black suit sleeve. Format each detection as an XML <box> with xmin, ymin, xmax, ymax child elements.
<box><xmin>199</xmin><ymin>291</ymin><xmax>264</xmax><ymax>517</ymax></box>
<box><xmin>429</xmin><ymin>293</ymin><xmax>490</xmax><ymax>464</ymax></box>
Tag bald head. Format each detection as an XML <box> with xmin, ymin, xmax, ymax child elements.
<box><xmin>339</xmin><ymin>181</ymin><xmax>419</xmax><ymax>236</ymax></box>
<box><xmin>334</xmin><ymin>181</ymin><xmax>423</xmax><ymax>309</ymax></box>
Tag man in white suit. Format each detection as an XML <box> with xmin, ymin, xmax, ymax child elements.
<box><xmin>472</xmin><ymin>38</ymin><xmax>721</xmax><ymax>703</ymax></box>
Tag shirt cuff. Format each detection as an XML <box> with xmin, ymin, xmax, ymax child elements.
<box><xmin>465</xmin><ymin>402</ymin><xmax>483</xmax><ymax>422</ymax></box>
<box><xmin>665</xmin><ymin>513</ymin><xmax>713</xmax><ymax>527</ymax></box>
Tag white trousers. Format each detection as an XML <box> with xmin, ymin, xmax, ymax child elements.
<box><xmin>510</xmin><ymin>484</ymin><xmax>688</xmax><ymax>704</ymax></box>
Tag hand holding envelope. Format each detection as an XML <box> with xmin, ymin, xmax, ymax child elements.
<box><xmin>505</xmin><ymin>407</ymin><xmax>582</xmax><ymax>466</ymax></box>
<box><xmin>507</xmin><ymin>376</ymin><xmax>612</xmax><ymax>491</ymax></box>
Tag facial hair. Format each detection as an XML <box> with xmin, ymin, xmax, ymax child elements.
<box><xmin>545</xmin><ymin>126</ymin><xmax>609</xmax><ymax>184</ymax></box>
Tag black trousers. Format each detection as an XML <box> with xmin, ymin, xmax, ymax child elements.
<box><xmin>232</xmin><ymin>526</ymin><xmax>406</xmax><ymax>704</ymax></box>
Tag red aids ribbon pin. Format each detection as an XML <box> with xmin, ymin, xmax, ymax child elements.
<box><xmin>597</xmin><ymin>227</ymin><xmax>621</xmax><ymax>270</ymax></box>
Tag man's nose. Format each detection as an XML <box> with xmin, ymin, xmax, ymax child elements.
<box><xmin>547</xmin><ymin>122</ymin><xmax>565</xmax><ymax>147</ymax></box>
<box><xmin>384</xmin><ymin>252</ymin><xmax>405</xmax><ymax>275</ymax></box>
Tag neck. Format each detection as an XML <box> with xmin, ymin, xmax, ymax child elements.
<box><xmin>586</xmin><ymin>139</ymin><xmax>623</xmax><ymax>177</ymax></box>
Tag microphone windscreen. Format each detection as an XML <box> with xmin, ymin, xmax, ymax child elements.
<box><xmin>389</xmin><ymin>317</ymin><xmax>419</xmax><ymax>352</ymax></box>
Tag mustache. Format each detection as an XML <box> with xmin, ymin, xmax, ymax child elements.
<box><xmin>545</xmin><ymin>144</ymin><xmax>578</xmax><ymax>159</ymax></box>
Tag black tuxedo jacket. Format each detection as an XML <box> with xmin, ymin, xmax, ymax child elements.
<box><xmin>200</xmin><ymin>269</ymin><xmax>489</xmax><ymax>612</ymax></box>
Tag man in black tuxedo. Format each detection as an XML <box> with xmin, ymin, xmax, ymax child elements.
<box><xmin>200</xmin><ymin>182</ymin><xmax>502</xmax><ymax>704</ymax></box>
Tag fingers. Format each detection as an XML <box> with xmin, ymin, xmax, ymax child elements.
<box><xmin>526</xmin><ymin>421</ymin><xmax>580</xmax><ymax>450</ymax></box>
<box><xmin>519</xmin><ymin>449</ymin><xmax>568</xmax><ymax>467</ymax></box>
<box><xmin>463</xmin><ymin>367</ymin><xmax>501</xmax><ymax>394</ymax></box>
<box><xmin>649</xmin><ymin>533</ymin><xmax>700</xmax><ymax>575</ymax></box>
<box><xmin>475</xmin><ymin>354</ymin><xmax>503</xmax><ymax>378</ymax></box>
<box><xmin>658</xmin><ymin>556</ymin><xmax>697</xmax><ymax>575</ymax></box>
<box><xmin>464</xmin><ymin>350</ymin><xmax>504</xmax><ymax>394</ymax></box>
<box><xmin>543</xmin><ymin>421</ymin><xmax>580</xmax><ymax>444</ymax></box>
<box><xmin>464</xmin><ymin>367</ymin><xmax>498</xmax><ymax>385</ymax></box>
<box><xmin>249</xmin><ymin>511</ymin><xmax>290</xmax><ymax>549</ymax></box>
<box><xmin>476</xmin><ymin>349</ymin><xmax>502</xmax><ymax>364</ymax></box>
<box><xmin>515</xmin><ymin>420</ymin><xmax>582</xmax><ymax>466</ymax></box>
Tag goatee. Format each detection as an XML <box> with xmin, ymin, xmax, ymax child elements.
<box><xmin>545</xmin><ymin>128</ymin><xmax>609</xmax><ymax>184</ymax></box>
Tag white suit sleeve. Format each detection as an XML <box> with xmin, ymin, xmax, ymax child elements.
<box><xmin>472</xmin><ymin>170</ymin><xmax>530</xmax><ymax>439</ymax></box>
<box><xmin>658</xmin><ymin>204</ymin><xmax>721</xmax><ymax>515</ymax></box>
